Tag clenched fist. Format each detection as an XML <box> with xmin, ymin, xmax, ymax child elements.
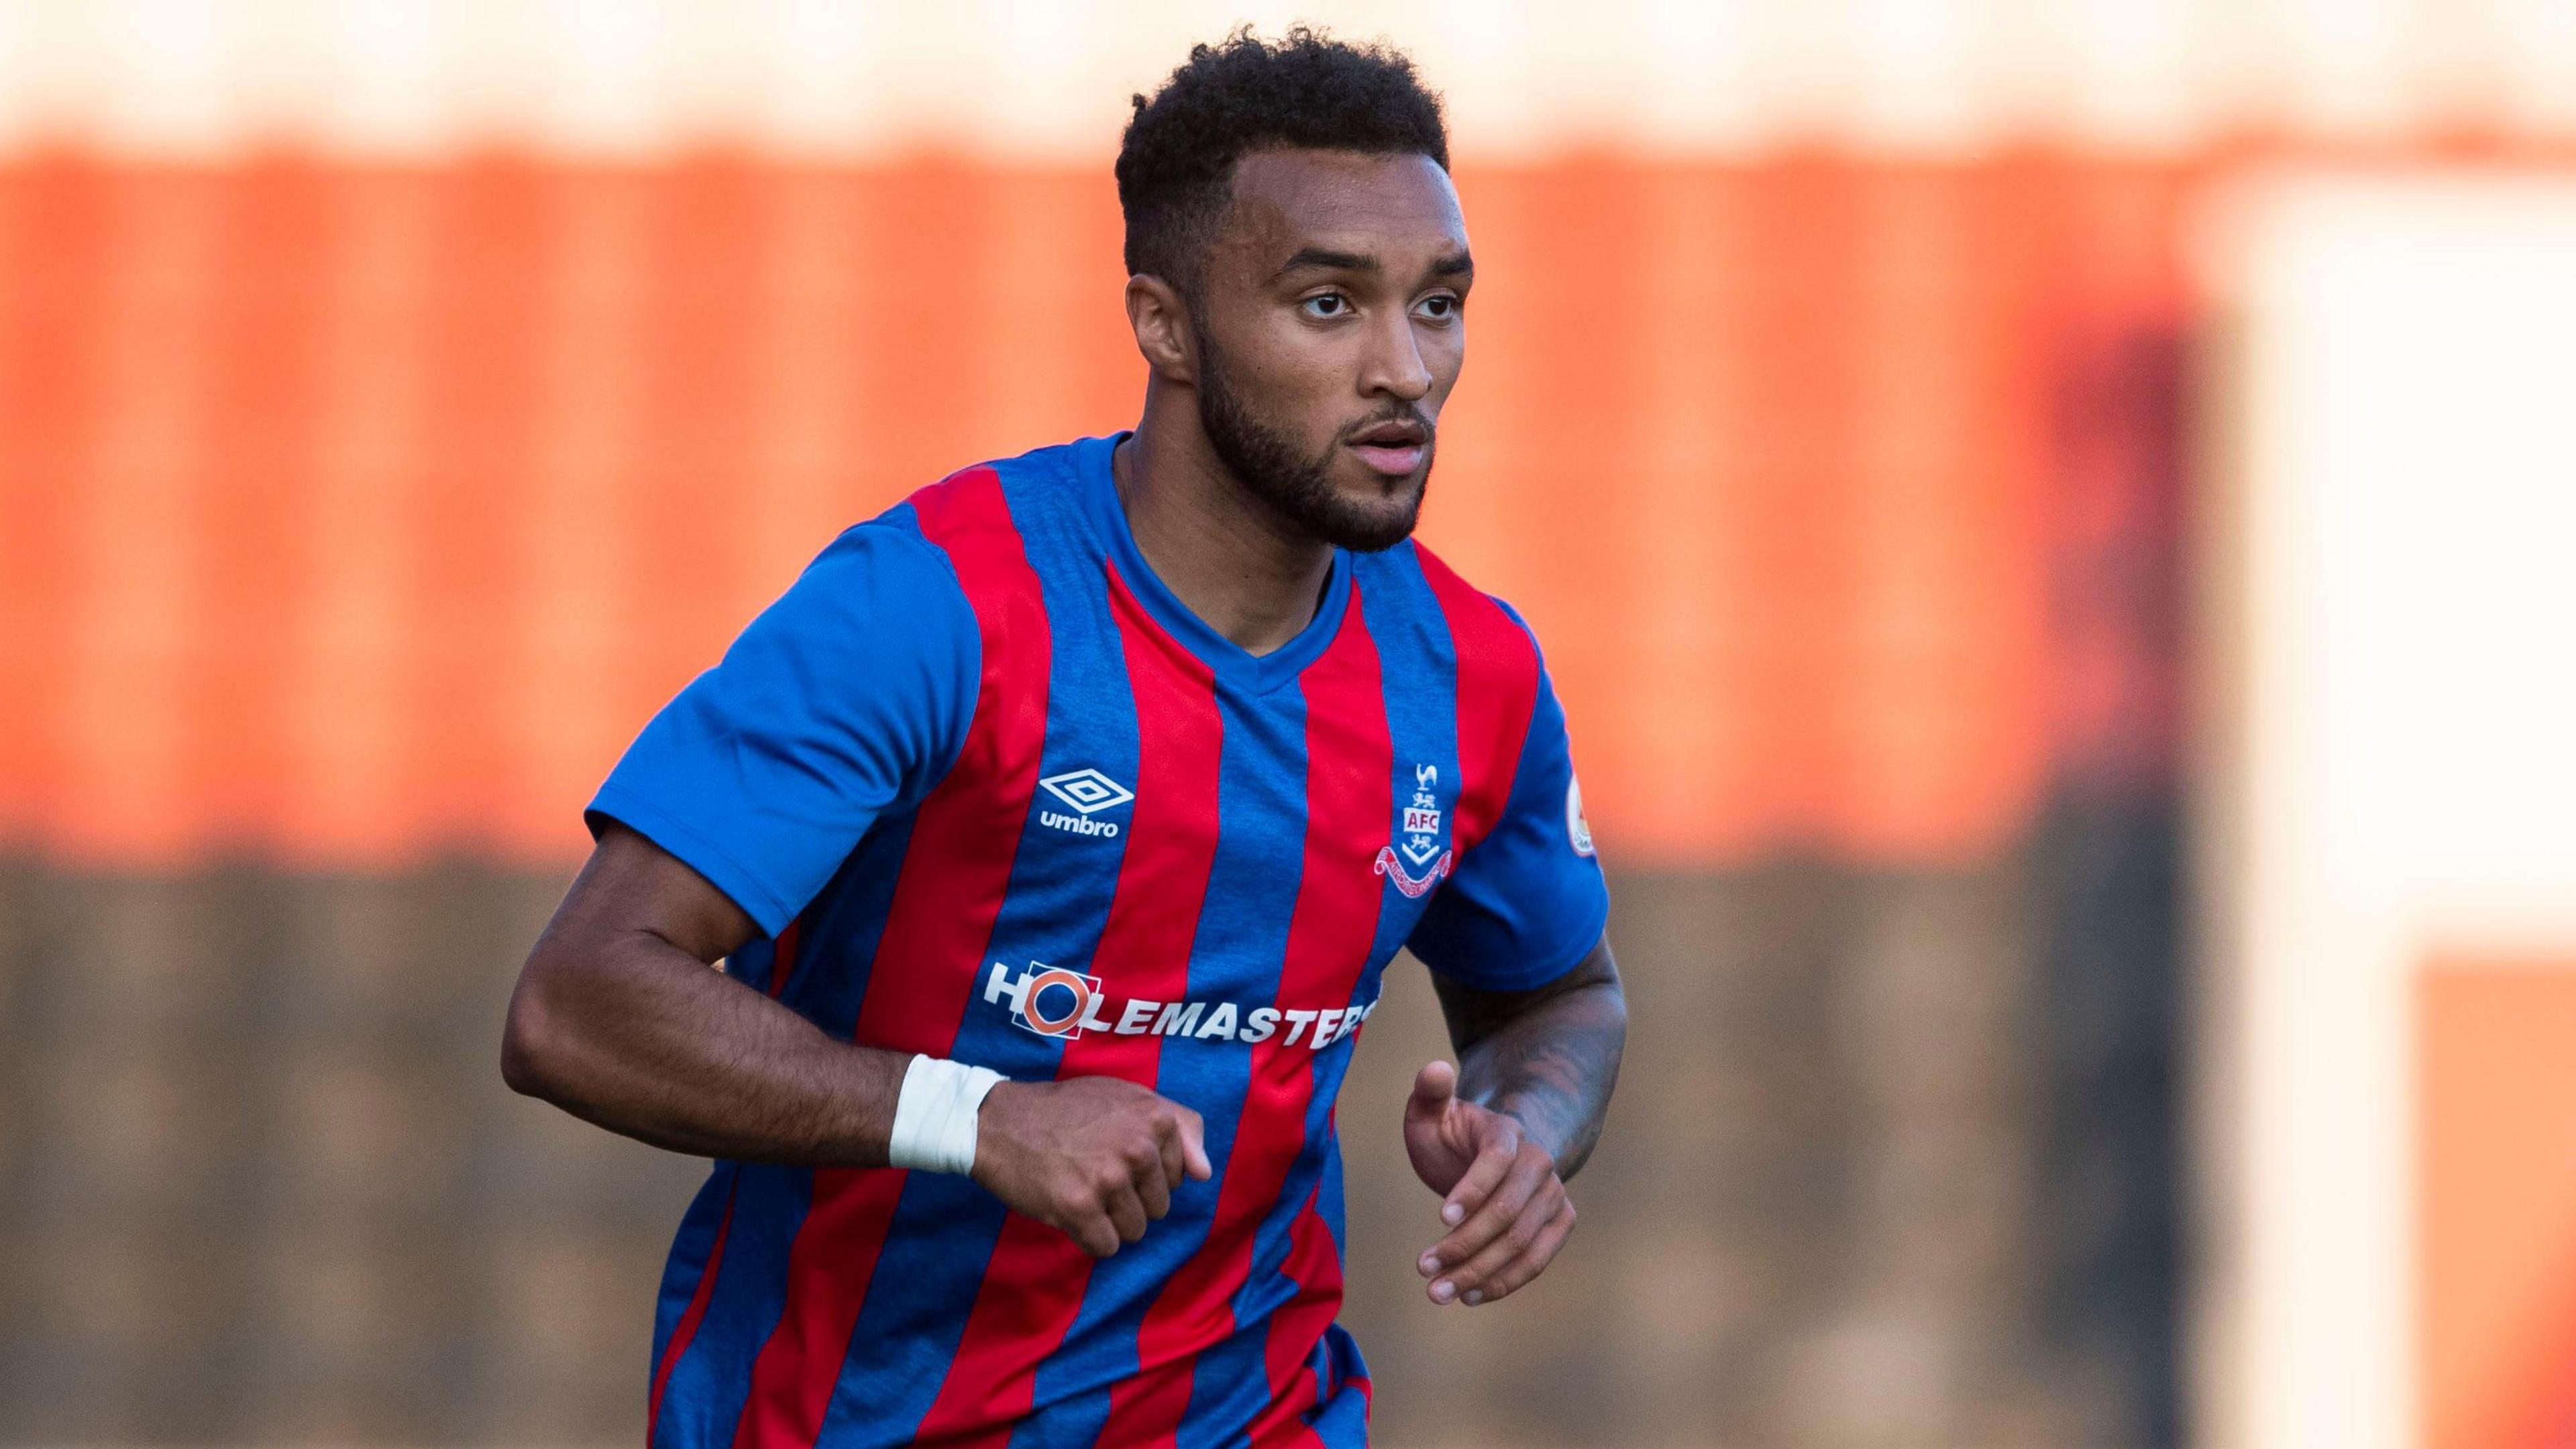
<box><xmin>971</xmin><ymin>1077</ymin><xmax>1212</xmax><ymax>1256</ymax></box>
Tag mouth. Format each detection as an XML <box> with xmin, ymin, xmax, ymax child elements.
<box><xmin>1344</xmin><ymin>418</ymin><xmax>1430</xmax><ymax>478</ymax></box>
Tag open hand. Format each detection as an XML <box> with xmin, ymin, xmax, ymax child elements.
<box><xmin>972</xmin><ymin>1076</ymin><xmax>1212</xmax><ymax>1257</ymax></box>
<box><xmin>1401</xmin><ymin>1060</ymin><xmax>1576</xmax><ymax>1306</ymax></box>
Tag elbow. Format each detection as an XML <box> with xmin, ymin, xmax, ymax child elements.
<box><xmin>500</xmin><ymin>963</ymin><xmax>574</xmax><ymax>1102</ymax></box>
<box><xmin>1593</xmin><ymin>974</ymin><xmax>1631</xmax><ymax>1067</ymax></box>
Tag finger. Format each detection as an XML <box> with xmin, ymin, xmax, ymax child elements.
<box><xmin>1461</xmin><ymin>1197</ymin><xmax>1577</xmax><ymax>1306</ymax></box>
<box><xmin>1154</xmin><ymin>1112</ymin><xmax>1189</xmax><ymax>1194</ymax></box>
<box><xmin>1104</xmin><ymin>1181</ymin><xmax>1149</xmax><ymax>1246</ymax></box>
<box><xmin>1425</xmin><ymin>1150</ymin><xmax>1549</xmax><ymax>1281</ymax></box>
<box><xmin>1069</xmin><ymin>1212</ymin><xmax>1122</xmax><ymax>1258</ymax></box>
<box><xmin>1135</xmin><ymin>1153</ymin><xmax>1173</xmax><ymax>1220</ymax></box>
<box><xmin>1405</xmin><ymin>1060</ymin><xmax>1458</xmax><ymax>1126</ymax></box>
<box><xmin>1429</xmin><ymin>1140</ymin><xmax>1517</xmax><ymax>1237</ymax></box>
<box><xmin>1176</xmin><ymin>1105</ymin><xmax>1213</xmax><ymax>1181</ymax></box>
<box><xmin>1433</xmin><ymin>1179</ymin><xmax>1564</xmax><ymax>1304</ymax></box>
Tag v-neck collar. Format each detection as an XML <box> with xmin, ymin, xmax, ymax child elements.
<box><xmin>1057</xmin><ymin>431</ymin><xmax>1354</xmax><ymax>694</ymax></box>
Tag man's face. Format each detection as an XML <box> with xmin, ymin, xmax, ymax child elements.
<box><xmin>1189</xmin><ymin>148</ymin><xmax>1470</xmax><ymax>553</ymax></box>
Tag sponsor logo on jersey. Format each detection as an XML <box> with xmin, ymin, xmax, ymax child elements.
<box><xmin>993</xmin><ymin>964</ymin><xmax>1106</xmax><ymax>1038</ymax></box>
<box><xmin>1566</xmin><ymin>773</ymin><xmax>1595</xmax><ymax>857</ymax></box>
<box><xmin>981</xmin><ymin>960</ymin><xmax>1375</xmax><ymax>1051</ymax></box>
<box><xmin>1037</xmin><ymin>767</ymin><xmax>1133</xmax><ymax>837</ymax></box>
<box><xmin>1377</xmin><ymin>761</ymin><xmax>1453</xmax><ymax>898</ymax></box>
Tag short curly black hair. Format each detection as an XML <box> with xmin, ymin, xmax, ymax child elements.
<box><xmin>1116</xmin><ymin>26</ymin><xmax>1448</xmax><ymax>292</ymax></box>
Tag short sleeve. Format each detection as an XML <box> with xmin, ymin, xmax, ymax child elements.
<box><xmin>583</xmin><ymin>518</ymin><xmax>980</xmax><ymax>937</ymax></box>
<box><xmin>1406</xmin><ymin>641</ymin><xmax>1611</xmax><ymax>991</ymax></box>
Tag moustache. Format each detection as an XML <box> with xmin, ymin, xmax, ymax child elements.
<box><xmin>1338</xmin><ymin>408</ymin><xmax>1436</xmax><ymax>447</ymax></box>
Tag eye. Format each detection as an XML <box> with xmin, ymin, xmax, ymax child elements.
<box><xmin>1299</xmin><ymin>292</ymin><xmax>1351</xmax><ymax>319</ymax></box>
<box><xmin>1415</xmin><ymin>292</ymin><xmax>1460</xmax><ymax>321</ymax></box>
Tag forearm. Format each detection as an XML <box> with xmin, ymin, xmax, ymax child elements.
<box><xmin>502</xmin><ymin>928</ymin><xmax>909</xmax><ymax>1166</ymax></box>
<box><xmin>1438</xmin><ymin>938</ymin><xmax>1627</xmax><ymax>1177</ymax></box>
<box><xmin>503</xmin><ymin>859</ymin><xmax>1220</xmax><ymax>1261</ymax></box>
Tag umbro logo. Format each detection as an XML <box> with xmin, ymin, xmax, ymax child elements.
<box><xmin>1040</xmin><ymin>768</ymin><xmax>1134</xmax><ymax>814</ymax></box>
<box><xmin>1038</xmin><ymin>767</ymin><xmax>1132</xmax><ymax>838</ymax></box>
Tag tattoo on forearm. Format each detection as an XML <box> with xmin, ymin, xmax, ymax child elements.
<box><xmin>1430</xmin><ymin>938</ymin><xmax>1626</xmax><ymax>1177</ymax></box>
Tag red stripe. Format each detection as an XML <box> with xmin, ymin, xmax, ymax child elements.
<box><xmin>765</xmin><ymin>914</ymin><xmax>802</xmax><ymax>1000</ymax></box>
<box><xmin>647</xmin><ymin>1173</ymin><xmax>742</xmax><ymax>1447</ymax></box>
<box><xmin>1413</xmin><ymin>543</ymin><xmax>1542</xmax><ymax>851</ymax></box>
<box><xmin>1095</xmin><ymin>584</ymin><xmax>1391</xmax><ymax>1448</ymax></box>
<box><xmin>1247</xmin><ymin>1179</ymin><xmax>1343</xmax><ymax>1445</ymax></box>
<box><xmin>1270</xmin><ymin>1421</ymin><xmax>1330</xmax><ymax>1449</ymax></box>
<box><xmin>733</xmin><ymin>467</ymin><xmax>1051</xmax><ymax>1449</ymax></box>
<box><xmin>908</xmin><ymin>563</ymin><xmax>1226</xmax><ymax>1444</ymax></box>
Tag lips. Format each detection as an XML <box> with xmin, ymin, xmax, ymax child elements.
<box><xmin>1346</xmin><ymin>419</ymin><xmax>1430</xmax><ymax>476</ymax></box>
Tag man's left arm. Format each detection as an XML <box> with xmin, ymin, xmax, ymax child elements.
<box><xmin>1401</xmin><ymin>932</ymin><xmax>1627</xmax><ymax>1306</ymax></box>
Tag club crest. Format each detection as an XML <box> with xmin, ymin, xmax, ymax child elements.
<box><xmin>1378</xmin><ymin>761</ymin><xmax>1452</xmax><ymax>898</ymax></box>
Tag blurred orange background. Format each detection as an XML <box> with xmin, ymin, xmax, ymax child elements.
<box><xmin>0</xmin><ymin>155</ymin><xmax>2194</xmax><ymax>869</ymax></box>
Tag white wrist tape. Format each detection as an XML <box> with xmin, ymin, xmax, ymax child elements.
<box><xmin>887</xmin><ymin>1055</ymin><xmax>1005</xmax><ymax>1175</ymax></box>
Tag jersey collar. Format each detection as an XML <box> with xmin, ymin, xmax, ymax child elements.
<box><xmin>1061</xmin><ymin>431</ymin><xmax>1356</xmax><ymax>694</ymax></box>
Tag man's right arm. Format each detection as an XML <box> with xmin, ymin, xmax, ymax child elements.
<box><xmin>500</xmin><ymin>821</ymin><xmax>1209</xmax><ymax>1256</ymax></box>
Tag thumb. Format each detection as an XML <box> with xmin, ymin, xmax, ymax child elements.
<box><xmin>1177</xmin><ymin>1106</ymin><xmax>1214</xmax><ymax>1181</ymax></box>
<box><xmin>1406</xmin><ymin>1061</ymin><xmax>1458</xmax><ymax>1130</ymax></box>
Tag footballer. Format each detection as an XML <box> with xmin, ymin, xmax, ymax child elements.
<box><xmin>502</xmin><ymin>28</ymin><xmax>1627</xmax><ymax>1449</ymax></box>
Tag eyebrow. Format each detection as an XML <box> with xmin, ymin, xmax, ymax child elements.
<box><xmin>1271</xmin><ymin>247</ymin><xmax>1477</xmax><ymax>282</ymax></box>
<box><xmin>1273</xmin><ymin>247</ymin><xmax>1376</xmax><ymax>279</ymax></box>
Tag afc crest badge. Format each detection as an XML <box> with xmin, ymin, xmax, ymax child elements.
<box><xmin>1375</xmin><ymin>762</ymin><xmax>1453</xmax><ymax>898</ymax></box>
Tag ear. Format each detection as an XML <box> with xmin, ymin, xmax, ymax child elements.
<box><xmin>1124</xmin><ymin>273</ymin><xmax>1197</xmax><ymax>385</ymax></box>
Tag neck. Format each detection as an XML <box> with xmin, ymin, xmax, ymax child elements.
<box><xmin>1113</xmin><ymin>386</ymin><xmax>1337</xmax><ymax>657</ymax></box>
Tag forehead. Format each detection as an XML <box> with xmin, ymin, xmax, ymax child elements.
<box><xmin>1215</xmin><ymin>149</ymin><xmax>1467</xmax><ymax>264</ymax></box>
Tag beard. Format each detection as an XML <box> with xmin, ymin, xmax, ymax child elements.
<box><xmin>1195</xmin><ymin>327</ymin><xmax>1432</xmax><ymax>553</ymax></box>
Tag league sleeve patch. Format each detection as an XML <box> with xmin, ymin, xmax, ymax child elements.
<box><xmin>1566</xmin><ymin>773</ymin><xmax>1595</xmax><ymax>858</ymax></box>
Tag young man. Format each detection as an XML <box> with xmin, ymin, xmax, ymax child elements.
<box><xmin>502</xmin><ymin>28</ymin><xmax>1625</xmax><ymax>1449</ymax></box>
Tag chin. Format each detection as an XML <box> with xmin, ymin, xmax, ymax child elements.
<box><xmin>1318</xmin><ymin>475</ymin><xmax>1429</xmax><ymax>553</ymax></box>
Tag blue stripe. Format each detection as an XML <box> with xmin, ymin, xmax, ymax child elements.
<box><xmin>782</xmin><ymin>812</ymin><xmax>918</xmax><ymax>1038</ymax></box>
<box><xmin>1181</xmin><ymin>1062</ymin><xmax>1350</xmax><ymax>1446</ymax></box>
<box><xmin>1019</xmin><ymin>669</ymin><xmax>1313</xmax><ymax>1443</ymax></box>
<box><xmin>814</xmin><ymin>453</ymin><xmax>1146</xmax><ymax>1444</ymax></box>
<box><xmin>1176</xmin><ymin>553</ymin><xmax>1453</xmax><ymax>1445</ymax></box>
<box><xmin>1360</xmin><ymin>541</ymin><xmax>1464</xmax><ymax>957</ymax></box>
<box><xmin>1309</xmin><ymin>1329</ymin><xmax>1373</xmax><ymax>1449</ymax></box>
<box><xmin>651</xmin><ymin>799</ymin><xmax>924</xmax><ymax>1447</ymax></box>
<box><xmin>766</xmin><ymin>498</ymin><xmax>976</xmax><ymax>1037</ymax></box>
<box><xmin>650</xmin><ymin>1164</ymin><xmax>816</xmax><ymax>1448</ymax></box>
<box><xmin>1316</xmin><ymin>1120</ymin><xmax>1350</xmax><ymax>1269</ymax></box>
<box><xmin>649</xmin><ymin>1163</ymin><xmax>735</xmax><ymax>1408</ymax></box>
<box><xmin>728</xmin><ymin>932</ymin><xmax>786</xmax><ymax>998</ymax></box>
<box><xmin>814</xmin><ymin>1176</ymin><xmax>1014</xmax><ymax>1445</ymax></box>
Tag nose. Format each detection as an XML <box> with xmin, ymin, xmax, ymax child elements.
<box><xmin>1359</xmin><ymin>308</ymin><xmax>1434</xmax><ymax>403</ymax></box>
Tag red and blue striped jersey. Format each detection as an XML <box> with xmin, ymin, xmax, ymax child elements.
<box><xmin>588</xmin><ymin>433</ymin><xmax>1609</xmax><ymax>1449</ymax></box>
